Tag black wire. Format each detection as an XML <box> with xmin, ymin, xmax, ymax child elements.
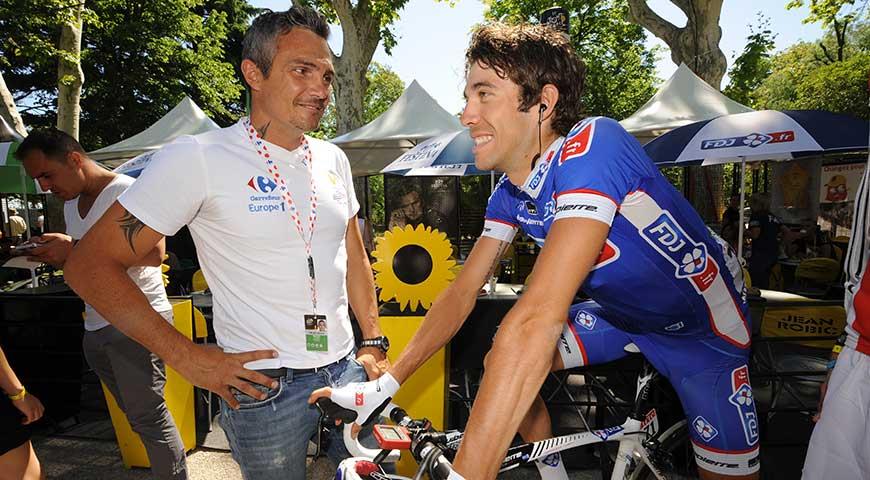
<box><xmin>531</xmin><ymin>105</ymin><xmax>543</xmax><ymax>169</ymax></box>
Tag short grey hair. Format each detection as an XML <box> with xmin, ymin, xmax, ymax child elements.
<box><xmin>242</xmin><ymin>7</ymin><xmax>330</xmax><ymax>78</ymax></box>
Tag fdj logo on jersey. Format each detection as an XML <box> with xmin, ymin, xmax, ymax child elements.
<box><xmin>729</xmin><ymin>366</ymin><xmax>759</xmax><ymax>446</ymax></box>
<box><xmin>574</xmin><ymin>310</ymin><xmax>597</xmax><ymax>330</ymax></box>
<box><xmin>701</xmin><ymin>130</ymin><xmax>795</xmax><ymax>150</ymax></box>
<box><xmin>641</xmin><ymin>212</ymin><xmax>717</xmax><ymax>292</ymax></box>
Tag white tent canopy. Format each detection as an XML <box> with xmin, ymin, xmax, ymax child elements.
<box><xmin>331</xmin><ymin>80</ymin><xmax>462</xmax><ymax>176</ymax></box>
<box><xmin>89</xmin><ymin>96</ymin><xmax>220</xmax><ymax>166</ymax></box>
<box><xmin>620</xmin><ymin>63</ymin><xmax>754</xmax><ymax>144</ymax></box>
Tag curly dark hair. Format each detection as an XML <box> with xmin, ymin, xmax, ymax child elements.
<box><xmin>466</xmin><ymin>22</ymin><xmax>586</xmax><ymax>136</ymax></box>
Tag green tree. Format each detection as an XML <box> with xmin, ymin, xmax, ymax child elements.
<box><xmin>626</xmin><ymin>0</ymin><xmax>727</xmax><ymax>89</ymax></box>
<box><xmin>485</xmin><ymin>0</ymin><xmax>659</xmax><ymax>119</ymax></box>
<box><xmin>787</xmin><ymin>0</ymin><xmax>864</xmax><ymax>62</ymax></box>
<box><xmin>754</xmin><ymin>20</ymin><xmax>870</xmax><ymax>119</ymax></box>
<box><xmin>0</xmin><ymin>0</ymin><xmax>250</xmax><ymax>150</ymax></box>
<box><xmin>296</xmin><ymin>0</ymin><xmax>424</xmax><ymax>135</ymax></box>
<box><xmin>723</xmin><ymin>14</ymin><xmax>776</xmax><ymax>107</ymax></box>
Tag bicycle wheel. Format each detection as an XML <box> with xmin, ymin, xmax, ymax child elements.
<box><xmin>630</xmin><ymin>420</ymin><xmax>698</xmax><ymax>480</ymax></box>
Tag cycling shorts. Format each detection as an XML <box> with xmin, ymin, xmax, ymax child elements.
<box><xmin>557</xmin><ymin>301</ymin><xmax>760</xmax><ymax>476</ymax></box>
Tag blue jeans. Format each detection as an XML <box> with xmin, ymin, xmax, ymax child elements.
<box><xmin>219</xmin><ymin>353</ymin><xmax>368</xmax><ymax>480</ymax></box>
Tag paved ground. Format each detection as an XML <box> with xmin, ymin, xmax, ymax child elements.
<box><xmin>33</xmin><ymin>435</ymin><xmax>599</xmax><ymax>479</ymax></box>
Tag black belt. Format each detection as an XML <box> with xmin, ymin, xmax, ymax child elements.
<box><xmin>257</xmin><ymin>357</ymin><xmax>344</xmax><ymax>378</ymax></box>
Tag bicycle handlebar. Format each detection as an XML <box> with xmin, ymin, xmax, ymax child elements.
<box><xmin>315</xmin><ymin>398</ymin><xmax>454</xmax><ymax>479</ymax></box>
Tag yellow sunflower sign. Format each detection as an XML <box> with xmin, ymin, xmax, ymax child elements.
<box><xmin>372</xmin><ymin>224</ymin><xmax>456</xmax><ymax>311</ymax></box>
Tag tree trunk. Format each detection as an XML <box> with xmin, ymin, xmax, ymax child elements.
<box><xmin>626</xmin><ymin>0</ymin><xmax>726</xmax><ymax>89</ymax></box>
<box><xmin>0</xmin><ymin>71</ymin><xmax>27</xmax><ymax>137</ymax></box>
<box><xmin>328</xmin><ymin>0</ymin><xmax>381</xmax><ymax>135</ymax></box>
<box><xmin>626</xmin><ymin>0</ymin><xmax>726</xmax><ymax>222</ymax></box>
<box><xmin>56</xmin><ymin>1</ymin><xmax>85</xmax><ymax>139</ymax></box>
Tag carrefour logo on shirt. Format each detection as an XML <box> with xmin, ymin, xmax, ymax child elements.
<box><xmin>247</xmin><ymin>176</ymin><xmax>285</xmax><ymax>214</ymax></box>
<box><xmin>248</xmin><ymin>176</ymin><xmax>277</xmax><ymax>193</ymax></box>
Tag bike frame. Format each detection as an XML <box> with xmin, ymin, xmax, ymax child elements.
<box><xmin>335</xmin><ymin>364</ymin><xmax>669</xmax><ymax>480</ymax></box>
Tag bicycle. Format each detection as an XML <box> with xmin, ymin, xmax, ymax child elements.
<box><xmin>316</xmin><ymin>351</ymin><xmax>698</xmax><ymax>480</ymax></box>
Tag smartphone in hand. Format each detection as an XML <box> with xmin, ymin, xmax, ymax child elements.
<box><xmin>10</xmin><ymin>242</ymin><xmax>40</xmax><ymax>255</ymax></box>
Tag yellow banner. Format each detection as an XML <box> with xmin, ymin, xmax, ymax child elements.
<box><xmin>760</xmin><ymin>306</ymin><xmax>845</xmax><ymax>348</ymax></box>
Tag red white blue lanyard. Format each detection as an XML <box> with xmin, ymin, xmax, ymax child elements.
<box><xmin>244</xmin><ymin>118</ymin><xmax>319</xmax><ymax>313</ymax></box>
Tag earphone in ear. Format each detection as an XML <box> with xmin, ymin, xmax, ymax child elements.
<box><xmin>539</xmin><ymin>103</ymin><xmax>547</xmax><ymax>112</ymax></box>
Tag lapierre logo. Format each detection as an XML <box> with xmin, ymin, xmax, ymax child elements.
<box><xmin>555</xmin><ymin>204</ymin><xmax>598</xmax><ymax>213</ymax></box>
<box><xmin>558</xmin><ymin>332</ymin><xmax>572</xmax><ymax>355</ymax></box>
<box><xmin>701</xmin><ymin>130</ymin><xmax>794</xmax><ymax>150</ymax></box>
<box><xmin>641</xmin><ymin>212</ymin><xmax>718</xmax><ymax>291</ymax></box>
<box><xmin>729</xmin><ymin>366</ymin><xmax>759</xmax><ymax>446</ymax></box>
<box><xmin>694</xmin><ymin>452</ymin><xmax>738</xmax><ymax>470</ymax></box>
<box><xmin>574</xmin><ymin>310</ymin><xmax>597</xmax><ymax>330</ymax></box>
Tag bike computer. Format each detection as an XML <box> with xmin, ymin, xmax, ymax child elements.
<box><xmin>373</xmin><ymin>424</ymin><xmax>412</xmax><ymax>450</ymax></box>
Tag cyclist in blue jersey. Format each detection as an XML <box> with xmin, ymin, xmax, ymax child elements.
<box><xmin>311</xmin><ymin>22</ymin><xmax>759</xmax><ymax>480</ymax></box>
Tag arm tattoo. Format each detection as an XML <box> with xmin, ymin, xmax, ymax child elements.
<box><xmin>485</xmin><ymin>241</ymin><xmax>511</xmax><ymax>280</ymax></box>
<box><xmin>117</xmin><ymin>209</ymin><xmax>146</xmax><ymax>253</ymax></box>
<box><xmin>256</xmin><ymin>121</ymin><xmax>271</xmax><ymax>139</ymax></box>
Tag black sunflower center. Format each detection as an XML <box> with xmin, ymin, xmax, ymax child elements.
<box><xmin>392</xmin><ymin>244</ymin><xmax>433</xmax><ymax>285</ymax></box>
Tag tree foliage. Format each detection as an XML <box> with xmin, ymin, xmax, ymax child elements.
<box><xmin>484</xmin><ymin>0</ymin><xmax>659</xmax><ymax>120</ymax></box>
<box><xmin>787</xmin><ymin>0</ymin><xmax>864</xmax><ymax>62</ymax></box>
<box><xmin>753</xmin><ymin>20</ymin><xmax>870</xmax><ymax>119</ymax></box>
<box><xmin>310</xmin><ymin>61</ymin><xmax>405</xmax><ymax>140</ymax></box>
<box><xmin>296</xmin><ymin>0</ymin><xmax>419</xmax><ymax>134</ymax></box>
<box><xmin>0</xmin><ymin>0</ymin><xmax>254</xmax><ymax>150</ymax></box>
<box><xmin>722</xmin><ymin>14</ymin><xmax>776</xmax><ymax>107</ymax></box>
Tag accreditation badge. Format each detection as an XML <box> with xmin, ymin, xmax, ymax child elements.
<box><xmin>304</xmin><ymin>314</ymin><xmax>328</xmax><ymax>352</ymax></box>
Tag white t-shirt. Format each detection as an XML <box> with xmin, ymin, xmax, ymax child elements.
<box><xmin>65</xmin><ymin>174</ymin><xmax>172</xmax><ymax>331</ymax></box>
<box><xmin>118</xmin><ymin>119</ymin><xmax>360</xmax><ymax>369</ymax></box>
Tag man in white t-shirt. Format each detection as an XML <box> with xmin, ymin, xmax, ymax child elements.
<box><xmin>16</xmin><ymin>128</ymin><xmax>187</xmax><ymax>479</ymax></box>
<box><xmin>63</xmin><ymin>7</ymin><xmax>389</xmax><ymax>479</ymax></box>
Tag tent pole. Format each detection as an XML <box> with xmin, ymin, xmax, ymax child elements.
<box><xmin>19</xmin><ymin>166</ymin><xmax>36</xmax><ymax>288</ymax></box>
<box><xmin>737</xmin><ymin>157</ymin><xmax>747</xmax><ymax>261</ymax></box>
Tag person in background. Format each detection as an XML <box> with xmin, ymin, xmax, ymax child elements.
<box><xmin>7</xmin><ymin>208</ymin><xmax>27</xmax><ymax>243</ymax></box>
<box><xmin>747</xmin><ymin>193</ymin><xmax>792</xmax><ymax>289</ymax></box>
<box><xmin>802</xmin><ymin>163</ymin><xmax>870</xmax><ymax>479</ymax></box>
<box><xmin>0</xmin><ymin>344</ymin><xmax>45</xmax><ymax>480</ymax></box>
<box><xmin>31</xmin><ymin>216</ymin><xmax>44</xmax><ymax>238</ymax></box>
<box><xmin>388</xmin><ymin>183</ymin><xmax>452</xmax><ymax>237</ymax></box>
<box><xmin>16</xmin><ymin>128</ymin><xmax>187</xmax><ymax>480</ymax></box>
<box><xmin>61</xmin><ymin>7</ymin><xmax>389</xmax><ymax>479</ymax></box>
<box><xmin>721</xmin><ymin>195</ymin><xmax>741</xmax><ymax>250</ymax></box>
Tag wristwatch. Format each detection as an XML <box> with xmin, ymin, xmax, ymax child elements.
<box><xmin>360</xmin><ymin>336</ymin><xmax>390</xmax><ymax>354</ymax></box>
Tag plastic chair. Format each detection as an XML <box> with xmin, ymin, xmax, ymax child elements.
<box><xmin>191</xmin><ymin>269</ymin><xmax>208</xmax><ymax>292</ymax></box>
<box><xmin>790</xmin><ymin>258</ymin><xmax>841</xmax><ymax>298</ymax></box>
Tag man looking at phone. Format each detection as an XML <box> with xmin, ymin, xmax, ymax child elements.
<box><xmin>16</xmin><ymin>129</ymin><xmax>187</xmax><ymax>480</ymax></box>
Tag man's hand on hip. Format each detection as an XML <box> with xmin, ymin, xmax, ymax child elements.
<box><xmin>356</xmin><ymin>346</ymin><xmax>390</xmax><ymax>380</ymax></box>
<box><xmin>180</xmin><ymin>344</ymin><xmax>278</xmax><ymax>409</ymax></box>
<box><xmin>308</xmin><ymin>372</ymin><xmax>400</xmax><ymax>425</ymax></box>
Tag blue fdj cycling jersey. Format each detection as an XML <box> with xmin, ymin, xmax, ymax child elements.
<box><xmin>482</xmin><ymin>117</ymin><xmax>750</xmax><ymax>347</ymax></box>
